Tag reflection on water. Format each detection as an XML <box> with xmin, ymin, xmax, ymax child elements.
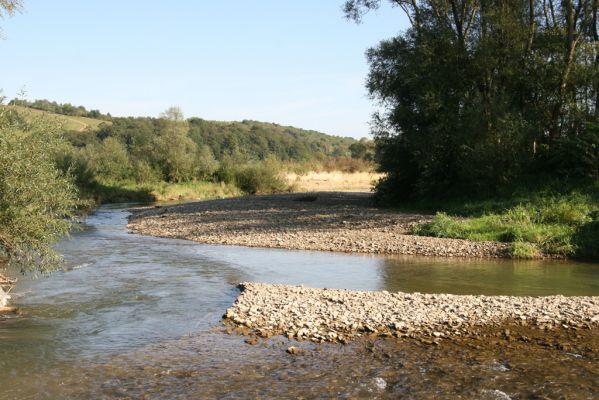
<box><xmin>380</xmin><ymin>256</ymin><xmax>599</xmax><ymax>296</ymax></box>
<box><xmin>0</xmin><ymin>204</ymin><xmax>598</xmax><ymax>399</ymax></box>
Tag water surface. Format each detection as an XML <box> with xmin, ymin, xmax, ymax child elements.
<box><xmin>1</xmin><ymin>204</ymin><xmax>598</xmax><ymax>399</ymax></box>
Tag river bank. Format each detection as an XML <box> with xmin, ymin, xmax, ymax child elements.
<box><xmin>224</xmin><ymin>282</ymin><xmax>599</xmax><ymax>344</ymax></box>
<box><xmin>128</xmin><ymin>192</ymin><xmax>513</xmax><ymax>258</ymax></box>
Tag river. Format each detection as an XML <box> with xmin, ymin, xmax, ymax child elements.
<box><xmin>0</xmin><ymin>204</ymin><xmax>598</xmax><ymax>399</ymax></box>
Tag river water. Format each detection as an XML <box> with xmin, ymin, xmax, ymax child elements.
<box><xmin>1</xmin><ymin>205</ymin><xmax>598</xmax><ymax>399</ymax></box>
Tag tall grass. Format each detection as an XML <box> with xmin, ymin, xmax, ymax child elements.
<box><xmin>411</xmin><ymin>193</ymin><xmax>598</xmax><ymax>259</ymax></box>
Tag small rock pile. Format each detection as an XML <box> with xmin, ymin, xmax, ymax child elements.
<box><xmin>224</xmin><ymin>283</ymin><xmax>599</xmax><ymax>343</ymax></box>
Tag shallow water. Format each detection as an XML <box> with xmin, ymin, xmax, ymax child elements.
<box><xmin>1</xmin><ymin>204</ymin><xmax>598</xmax><ymax>399</ymax></box>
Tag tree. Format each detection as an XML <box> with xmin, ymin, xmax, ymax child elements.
<box><xmin>0</xmin><ymin>108</ymin><xmax>79</xmax><ymax>274</ymax></box>
<box><xmin>195</xmin><ymin>145</ymin><xmax>219</xmax><ymax>180</ymax></box>
<box><xmin>0</xmin><ymin>0</ymin><xmax>22</xmax><ymax>37</ymax></box>
<box><xmin>345</xmin><ymin>0</ymin><xmax>599</xmax><ymax>200</ymax></box>
<box><xmin>349</xmin><ymin>138</ymin><xmax>375</xmax><ymax>160</ymax></box>
<box><xmin>153</xmin><ymin>107</ymin><xmax>197</xmax><ymax>182</ymax></box>
<box><xmin>84</xmin><ymin>136</ymin><xmax>131</xmax><ymax>182</ymax></box>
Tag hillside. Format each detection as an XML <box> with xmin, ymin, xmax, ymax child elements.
<box><xmin>187</xmin><ymin>118</ymin><xmax>356</xmax><ymax>161</ymax></box>
<box><xmin>9</xmin><ymin>100</ymin><xmax>362</xmax><ymax>161</ymax></box>
<box><xmin>4</xmin><ymin>105</ymin><xmax>108</xmax><ymax>132</ymax></box>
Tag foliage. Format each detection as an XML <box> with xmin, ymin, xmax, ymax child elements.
<box><xmin>346</xmin><ymin>0</ymin><xmax>599</xmax><ymax>201</ymax></box>
<box><xmin>538</xmin><ymin>124</ymin><xmax>599</xmax><ymax>180</ymax></box>
<box><xmin>233</xmin><ymin>162</ymin><xmax>291</xmax><ymax>195</ymax></box>
<box><xmin>0</xmin><ymin>108</ymin><xmax>80</xmax><ymax>273</ymax></box>
<box><xmin>349</xmin><ymin>138</ymin><xmax>375</xmax><ymax>161</ymax></box>
<box><xmin>0</xmin><ymin>0</ymin><xmax>22</xmax><ymax>37</ymax></box>
<box><xmin>83</xmin><ymin>136</ymin><xmax>131</xmax><ymax>181</ymax></box>
<box><xmin>153</xmin><ymin>107</ymin><xmax>197</xmax><ymax>182</ymax></box>
<box><xmin>195</xmin><ymin>145</ymin><xmax>219</xmax><ymax>180</ymax></box>
<box><xmin>187</xmin><ymin>118</ymin><xmax>357</xmax><ymax>162</ymax></box>
<box><xmin>10</xmin><ymin>101</ymin><xmax>375</xmax><ymax>203</ymax></box>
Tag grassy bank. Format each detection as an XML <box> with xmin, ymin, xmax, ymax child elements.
<box><xmin>408</xmin><ymin>187</ymin><xmax>599</xmax><ymax>260</ymax></box>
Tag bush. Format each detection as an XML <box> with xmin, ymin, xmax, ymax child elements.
<box><xmin>235</xmin><ymin>164</ymin><xmax>289</xmax><ymax>195</ymax></box>
<box><xmin>213</xmin><ymin>156</ymin><xmax>239</xmax><ymax>185</ymax></box>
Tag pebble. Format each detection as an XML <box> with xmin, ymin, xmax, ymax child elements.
<box><xmin>128</xmin><ymin>192</ymin><xmax>516</xmax><ymax>259</ymax></box>
<box><xmin>224</xmin><ymin>283</ymin><xmax>599</xmax><ymax>344</ymax></box>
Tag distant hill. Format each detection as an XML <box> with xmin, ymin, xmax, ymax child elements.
<box><xmin>186</xmin><ymin>118</ymin><xmax>356</xmax><ymax>161</ymax></box>
<box><xmin>9</xmin><ymin>99</ymin><xmax>364</xmax><ymax>162</ymax></box>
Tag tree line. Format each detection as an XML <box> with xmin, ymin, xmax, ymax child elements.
<box><xmin>47</xmin><ymin>105</ymin><xmax>373</xmax><ymax>190</ymax></box>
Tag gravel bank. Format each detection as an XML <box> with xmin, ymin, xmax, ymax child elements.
<box><xmin>225</xmin><ymin>283</ymin><xmax>599</xmax><ymax>343</ymax></box>
<box><xmin>128</xmin><ymin>192</ymin><xmax>511</xmax><ymax>258</ymax></box>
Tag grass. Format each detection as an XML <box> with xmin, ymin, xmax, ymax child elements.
<box><xmin>410</xmin><ymin>192</ymin><xmax>599</xmax><ymax>259</ymax></box>
<box><xmin>6</xmin><ymin>105</ymin><xmax>108</xmax><ymax>132</ymax></box>
<box><xmin>285</xmin><ymin>171</ymin><xmax>383</xmax><ymax>192</ymax></box>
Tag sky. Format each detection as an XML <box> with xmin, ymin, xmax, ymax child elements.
<box><xmin>1</xmin><ymin>1</ymin><xmax>409</xmax><ymax>138</ymax></box>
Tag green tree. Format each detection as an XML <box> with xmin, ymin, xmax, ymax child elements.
<box><xmin>195</xmin><ymin>145</ymin><xmax>219</xmax><ymax>180</ymax></box>
<box><xmin>349</xmin><ymin>138</ymin><xmax>375</xmax><ymax>160</ymax></box>
<box><xmin>345</xmin><ymin>0</ymin><xmax>599</xmax><ymax>200</ymax></box>
<box><xmin>153</xmin><ymin>107</ymin><xmax>197</xmax><ymax>182</ymax></box>
<box><xmin>0</xmin><ymin>108</ymin><xmax>79</xmax><ymax>273</ymax></box>
<box><xmin>84</xmin><ymin>136</ymin><xmax>131</xmax><ymax>182</ymax></box>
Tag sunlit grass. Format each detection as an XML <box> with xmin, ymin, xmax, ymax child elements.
<box><xmin>411</xmin><ymin>193</ymin><xmax>599</xmax><ymax>259</ymax></box>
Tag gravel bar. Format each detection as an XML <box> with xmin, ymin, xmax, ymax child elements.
<box><xmin>128</xmin><ymin>192</ymin><xmax>511</xmax><ymax>258</ymax></box>
<box><xmin>224</xmin><ymin>283</ymin><xmax>599</xmax><ymax>343</ymax></box>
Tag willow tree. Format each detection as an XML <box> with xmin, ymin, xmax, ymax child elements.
<box><xmin>345</xmin><ymin>0</ymin><xmax>599</xmax><ymax>199</ymax></box>
<box><xmin>0</xmin><ymin>109</ymin><xmax>79</xmax><ymax>274</ymax></box>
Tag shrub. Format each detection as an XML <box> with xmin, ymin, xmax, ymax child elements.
<box><xmin>213</xmin><ymin>156</ymin><xmax>239</xmax><ymax>185</ymax></box>
<box><xmin>234</xmin><ymin>164</ymin><xmax>289</xmax><ymax>195</ymax></box>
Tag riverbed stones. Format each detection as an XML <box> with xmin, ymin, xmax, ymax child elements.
<box><xmin>224</xmin><ymin>283</ymin><xmax>599</xmax><ymax>343</ymax></box>
<box><xmin>128</xmin><ymin>192</ymin><xmax>512</xmax><ymax>258</ymax></box>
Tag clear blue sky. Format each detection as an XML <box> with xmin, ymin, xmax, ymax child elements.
<box><xmin>1</xmin><ymin>1</ymin><xmax>408</xmax><ymax>138</ymax></box>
